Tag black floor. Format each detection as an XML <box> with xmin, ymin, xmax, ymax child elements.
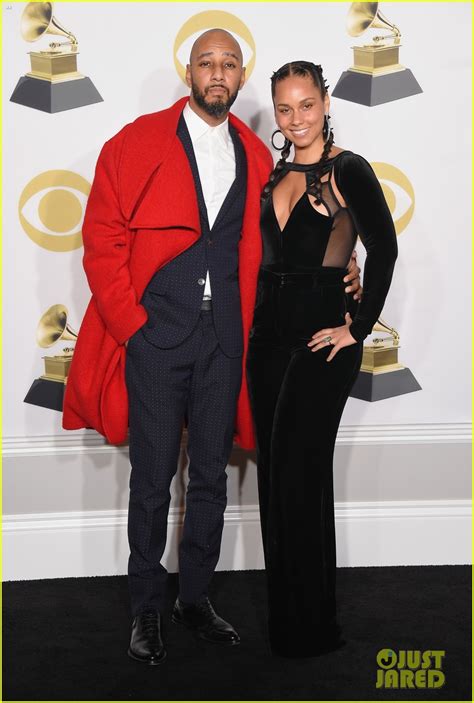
<box><xmin>3</xmin><ymin>566</ymin><xmax>471</xmax><ymax>701</ymax></box>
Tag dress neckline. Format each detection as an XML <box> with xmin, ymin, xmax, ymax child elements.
<box><xmin>284</xmin><ymin>150</ymin><xmax>350</xmax><ymax>172</ymax></box>
<box><xmin>270</xmin><ymin>189</ymin><xmax>334</xmax><ymax>233</ymax></box>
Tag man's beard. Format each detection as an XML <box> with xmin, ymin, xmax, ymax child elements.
<box><xmin>191</xmin><ymin>81</ymin><xmax>238</xmax><ymax>118</ymax></box>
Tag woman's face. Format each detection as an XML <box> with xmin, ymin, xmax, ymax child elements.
<box><xmin>273</xmin><ymin>74</ymin><xmax>329</xmax><ymax>151</ymax></box>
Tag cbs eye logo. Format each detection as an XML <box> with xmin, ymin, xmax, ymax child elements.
<box><xmin>371</xmin><ymin>163</ymin><xmax>415</xmax><ymax>236</ymax></box>
<box><xmin>19</xmin><ymin>170</ymin><xmax>90</xmax><ymax>252</ymax></box>
<box><xmin>174</xmin><ymin>10</ymin><xmax>256</xmax><ymax>84</ymax></box>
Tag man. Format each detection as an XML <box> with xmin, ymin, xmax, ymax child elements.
<box><xmin>63</xmin><ymin>29</ymin><xmax>362</xmax><ymax>664</ymax></box>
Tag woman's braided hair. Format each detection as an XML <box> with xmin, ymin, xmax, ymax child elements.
<box><xmin>262</xmin><ymin>61</ymin><xmax>334</xmax><ymax>203</ymax></box>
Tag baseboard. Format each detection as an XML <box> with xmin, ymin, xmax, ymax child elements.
<box><xmin>3</xmin><ymin>500</ymin><xmax>471</xmax><ymax>581</ymax></box>
<box><xmin>3</xmin><ymin>422</ymin><xmax>471</xmax><ymax>457</ymax></box>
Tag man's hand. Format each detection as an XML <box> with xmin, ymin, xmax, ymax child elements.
<box><xmin>344</xmin><ymin>250</ymin><xmax>363</xmax><ymax>301</ymax></box>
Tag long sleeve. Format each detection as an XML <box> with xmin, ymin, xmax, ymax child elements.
<box><xmin>335</xmin><ymin>153</ymin><xmax>398</xmax><ymax>342</ymax></box>
<box><xmin>81</xmin><ymin>135</ymin><xmax>148</xmax><ymax>345</ymax></box>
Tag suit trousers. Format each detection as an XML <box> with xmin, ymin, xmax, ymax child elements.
<box><xmin>246</xmin><ymin>267</ymin><xmax>363</xmax><ymax>657</ymax></box>
<box><xmin>125</xmin><ymin>309</ymin><xmax>242</xmax><ymax>616</ymax></box>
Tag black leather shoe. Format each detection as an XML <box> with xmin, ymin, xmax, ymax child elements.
<box><xmin>128</xmin><ymin>609</ymin><xmax>167</xmax><ymax>665</ymax></box>
<box><xmin>171</xmin><ymin>596</ymin><xmax>240</xmax><ymax>645</ymax></box>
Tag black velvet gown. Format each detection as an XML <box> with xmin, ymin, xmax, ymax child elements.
<box><xmin>246</xmin><ymin>150</ymin><xmax>398</xmax><ymax>658</ymax></box>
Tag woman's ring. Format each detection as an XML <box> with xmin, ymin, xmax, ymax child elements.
<box><xmin>323</xmin><ymin>335</ymin><xmax>332</xmax><ymax>344</ymax></box>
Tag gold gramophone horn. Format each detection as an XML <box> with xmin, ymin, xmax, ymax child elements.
<box><xmin>372</xmin><ymin>317</ymin><xmax>400</xmax><ymax>345</ymax></box>
<box><xmin>20</xmin><ymin>2</ymin><xmax>77</xmax><ymax>46</ymax></box>
<box><xmin>347</xmin><ymin>2</ymin><xmax>400</xmax><ymax>42</ymax></box>
<box><xmin>37</xmin><ymin>304</ymin><xmax>78</xmax><ymax>348</ymax></box>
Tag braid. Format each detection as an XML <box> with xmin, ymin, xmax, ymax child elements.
<box><xmin>262</xmin><ymin>60</ymin><xmax>335</xmax><ymax>203</ymax></box>
<box><xmin>309</xmin><ymin>122</ymin><xmax>334</xmax><ymax>205</ymax></box>
<box><xmin>262</xmin><ymin>143</ymin><xmax>291</xmax><ymax>199</ymax></box>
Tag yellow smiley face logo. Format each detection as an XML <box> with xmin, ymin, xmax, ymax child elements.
<box><xmin>371</xmin><ymin>163</ymin><xmax>415</xmax><ymax>236</ymax></box>
<box><xmin>174</xmin><ymin>10</ymin><xmax>256</xmax><ymax>84</ymax></box>
<box><xmin>19</xmin><ymin>170</ymin><xmax>90</xmax><ymax>252</ymax></box>
<box><xmin>376</xmin><ymin>649</ymin><xmax>397</xmax><ymax>669</ymax></box>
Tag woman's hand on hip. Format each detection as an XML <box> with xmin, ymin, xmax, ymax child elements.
<box><xmin>307</xmin><ymin>313</ymin><xmax>358</xmax><ymax>361</ymax></box>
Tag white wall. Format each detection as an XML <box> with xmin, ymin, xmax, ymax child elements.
<box><xmin>3</xmin><ymin>2</ymin><xmax>471</xmax><ymax>578</ymax></box>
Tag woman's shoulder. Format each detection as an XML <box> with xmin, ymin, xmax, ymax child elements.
<box><xmin>328</xmin><ymin>146</ymin><xmax>351</xmax><ymax>158</ymax></box>
<box><xmin>330</xmin><ymin>147</ymin><xmax>368</xmax><ymax>164</ymax></box>
<box><xmin>331</xmin><ymin>148</ymin><xmax>374</xmax><ymax>180</ymax></box>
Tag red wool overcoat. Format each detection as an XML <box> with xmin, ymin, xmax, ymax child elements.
<box><xmin>62</xmin><ymin>96</ymin><xmax>274</xmax><ymax>449</ymax></box>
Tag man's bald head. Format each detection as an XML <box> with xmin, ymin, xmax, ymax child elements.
<box><xmin>185</xmin><ymin>27</ymin><xmax>246</xmax><ymax>124</ymax></box>
<box><xmin>189</xmin><ymin>29</ymin><xmax>243</xmax><ymax>66</ymax></box>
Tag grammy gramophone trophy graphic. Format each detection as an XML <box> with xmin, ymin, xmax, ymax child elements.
<box><xmin>10</xmin><ymin>2</ymin><xmax>103</xmax><ymax>113</ymax></box>
<box><xmin>349</xmin><ymin>317</ymin><xmax>421</xmax><ymax>401</ymax></box>
<box><xmin>24</xmin><ymin>304</ymin><xmax>78</xmax><ymax>411</ymax></box>
<box><xmin>332</xmin><ymin>2</ymin><xmax>422</xmax><ymax>106</ymax></box>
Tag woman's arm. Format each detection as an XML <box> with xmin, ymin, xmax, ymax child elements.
<box><xmin>335</xmin><ymin>153</ymin><xmax>398</xmax><ymax>342</ymax></box>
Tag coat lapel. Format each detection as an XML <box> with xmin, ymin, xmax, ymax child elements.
<box><xmin>119</xmin><ymin>96</ymin><xmax>200</xmax><ymax>235</ymax></box>
<box><xmin>176</xmin><ymin>113</ymin><xmax>211</xmax><ymax>234</ymax></box>
<box><xmin>128</xmin><ymin>135</ymin><xmax>200</xmax><ymax>232</ymax></box>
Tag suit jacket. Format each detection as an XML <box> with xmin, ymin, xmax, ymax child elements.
<box><xmin>139</xmin><ymin>113</ymin><xmax>247</xmax><ymax>356</ymax></box>
<box><xmin>62</xmin><ymin>96</ymin><xmax>273</xmax><ymax>449</ymax></box>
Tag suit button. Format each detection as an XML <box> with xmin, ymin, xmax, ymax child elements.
<box><xmin>198</xmin><ymin>278</ymin><xmax>205</xmax><ymax>285</ymax></box>
<box><xmin>207</xmin><ymin>238</ymin><xmax>212</xmax><ymax>245</ymax></box>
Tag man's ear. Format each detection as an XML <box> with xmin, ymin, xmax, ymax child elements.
<box><xmin>185</xmin><ymin>64</ymin><xmax>192</xmax><ymax>89</ymax></box>
<box><xmin>239</xmin><ymin>66</ymin><xmax>246</xmax><ymax>90</ymax></box>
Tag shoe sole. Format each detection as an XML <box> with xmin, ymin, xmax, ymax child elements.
<box><xmin>127</xmin><ymin>647</ymin><xmax>167</xmax><ymax>665</ymax></box>
<box><xmin>171</xmin><ymin>615</ymin><xmax>240</xmax><ymax>645</ymax></box>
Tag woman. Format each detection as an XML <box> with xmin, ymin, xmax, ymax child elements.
<box><xmin>246</xmin><ymin>61</ymin><xmax>398</xmax><ymax>658</ymax></box>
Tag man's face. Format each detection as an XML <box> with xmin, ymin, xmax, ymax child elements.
<box><xmin>186</xmin><ymin>31</ymin><xmax>246</xmax><ymax>119</ymax></box>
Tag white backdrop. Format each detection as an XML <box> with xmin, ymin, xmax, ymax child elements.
<box><xmin>3</xmin><ymin>1</ymin><xmax>472</xmax><ymax>440</ymax></box>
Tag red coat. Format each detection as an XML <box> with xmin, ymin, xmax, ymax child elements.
<box><xmin>62</xmin><ymin>96</ymin><xmax>273</xmax><ymax>449</ymax></box>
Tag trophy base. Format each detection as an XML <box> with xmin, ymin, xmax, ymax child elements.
<box><xmin>9</xmin><ymin>75</ymin><xmax>103</xmax><ymax>113</ymax></box>
<box><xmin>332</xmin><ymin>68</ymin><xmax>422</xmax><ymax>106</ymax></box>
<box><xmin>24</xmin><ymin>377</ymin><xmax>65</xmax><ymax>411</ymax></box>
<box><xmin>349</xmin><ymin>367</ymin><xmax>422</xmax><ymax>402</ymax></box>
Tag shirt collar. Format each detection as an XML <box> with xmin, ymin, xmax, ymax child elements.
<box><xmin>183</xmin><ymin>101</ymin><xmax>231</xmax><ymax>145</ymax></box>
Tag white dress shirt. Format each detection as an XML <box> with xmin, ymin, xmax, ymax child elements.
<box><xmin>182</xmin><ymin>101</ymin><xmax>236</xmax><ymax>299</ymax></box>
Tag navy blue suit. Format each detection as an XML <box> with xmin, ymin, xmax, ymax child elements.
<box><xmin>125</xmin><ymin>114</ymin><xmax>248</xmax><ymax>615</ymax></box>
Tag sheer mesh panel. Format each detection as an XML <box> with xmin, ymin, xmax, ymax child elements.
<box><xmin>307</xmin><ymin>172</ymin><xmax>356</xmax><ymax>268</ymax></box>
